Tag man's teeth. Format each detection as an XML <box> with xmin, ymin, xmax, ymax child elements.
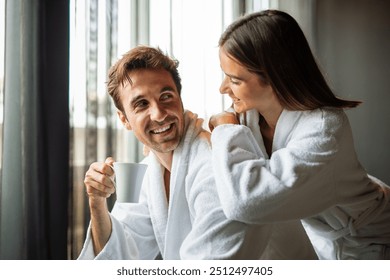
<box><xmin>152</xmin><ymin>124</ymin><xmax>171</xmax><ymax>134</ymax></box>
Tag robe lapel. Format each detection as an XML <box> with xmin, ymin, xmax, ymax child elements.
<box><xmin>272</xmin><ymin>110</ymin><xmax>303</xmax><ymax>151</ymax></box>
<box><xmin>239</xmin><ymin>109</ymin><xmax>268</xmax><ymax>159</ymax></box>
<box><xmin>163</xmin><ymin>112</ymin><xmax>193</xmax><ymax>259</ymax></box>
<box><xmin>240</xmin><ymin>109</ymin><xmax>303</xmax><ymax>155</ymax></box>
<box><xmin>145</xmin><ymin>153</ymin><xmax>169</xmax><ymax>257</ymax></box>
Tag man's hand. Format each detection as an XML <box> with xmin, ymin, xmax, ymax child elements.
<box><xmin>84</xmin><ymin>157</ymin><xmax>116</xmax><ymax>255</ymax></box>
<box><xmin>84</xmin><ymin>157</ymin><xmax>116</xmax><ymax>207</ymax></box>
<box><xmin>208</xmin><ymin>111</ymin><xmax>239</xmax><ymax>132</ymax></box>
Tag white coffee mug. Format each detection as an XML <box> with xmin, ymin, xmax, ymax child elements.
<box><xmin>113</xmin><ymin>162</ymin><xmax>147</xmax><ymax>203</ymax></box>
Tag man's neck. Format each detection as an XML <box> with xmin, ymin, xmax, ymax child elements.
<box><xmin>153</xmin><ymin>151</ymin><xmax>173</xmax><ymax>172</ymax></box>
<box><xmin>152</xmin><ymin>151</ymin><xmax>173</xmax><ymax>203</ymax></box>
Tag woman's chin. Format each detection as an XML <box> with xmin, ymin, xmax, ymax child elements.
<box><xmin>233</xmin><ymin>103</ymin><xmax>248</xmax><ymax>114</ymax></box>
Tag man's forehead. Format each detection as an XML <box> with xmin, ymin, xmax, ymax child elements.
<box><xmin>119</xmin><ymin>70</ymin><xmax>177</xmax><ymax>100</ymax></box>
<box><xmin>124</xmin><ymin>68</ymin><xmax>170</xmax><ymax>86</ymax></box>
<box><xmin>126</xmin><ymin>67</ymin><xmax>170</xmax><ymax>78</ymax></box>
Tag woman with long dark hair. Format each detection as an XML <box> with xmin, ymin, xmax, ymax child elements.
<box><xmin>209</xmin><ymin>10</ymin><xmax>390</xmax><ymax>259</ymax></box>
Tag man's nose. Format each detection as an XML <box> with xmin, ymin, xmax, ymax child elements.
<box><xmin>150</xmin><ymin>103</ymin><xmax>167</xmax><ymax>122</ymax></box>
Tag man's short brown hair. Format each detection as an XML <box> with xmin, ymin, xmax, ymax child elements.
<box><xmin>107</xmin><ymin>46</ymin><xmax>182</xmax><ymax>112</ymax></box>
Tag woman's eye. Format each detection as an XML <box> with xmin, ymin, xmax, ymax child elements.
<box><xmin>230</xmin><ymin>78</ymin><xmax>240</xmax><ymax>85</ymax></box>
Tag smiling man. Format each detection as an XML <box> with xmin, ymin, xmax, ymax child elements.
<box><xmin>77</xmin><ymin>46</ymin><xmax>278</xmax><ymax>260</ymax></box>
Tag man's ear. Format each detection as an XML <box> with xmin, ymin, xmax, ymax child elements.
<box><xmin>117</xmin><ymin>110</ymin><xmax>132</xmax><ymax>130</ymax></box>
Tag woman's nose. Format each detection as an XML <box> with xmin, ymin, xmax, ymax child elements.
<box><xmin>219</xmin><ymin>76</ymin><xmax>230</xmax><ymax>95</ymax></box>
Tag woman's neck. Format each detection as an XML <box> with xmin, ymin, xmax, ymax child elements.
<box><xmin>259</xmin><ymin>104</ymin><xmax>283</xmax><ymax>129</ymax></box>
<box><xmin>258</xmin><ymin>105</ymin><xmax>283</xmax><ymax>156</ymax></box>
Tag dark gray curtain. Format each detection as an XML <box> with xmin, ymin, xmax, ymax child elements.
<box><xmin>0</xmin><ymin>0</ymin><xmax>69</xmax><ymax>259</ymax></box>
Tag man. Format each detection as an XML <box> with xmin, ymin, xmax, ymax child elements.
<box><xmin>78</xmin><ymin>46</ymin><xmax>317</xmax><ymax>260</ymax></box>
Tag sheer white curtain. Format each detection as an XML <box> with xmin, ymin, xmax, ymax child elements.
<box><xmin>150</xmin><ymin>0</ymin><xmax>227</xmax><ymax>121</ymax></box>
<box><xmin>69</xmin><ymin>0</ymin><xmax>121</xmax><ymax>259</ymax></box>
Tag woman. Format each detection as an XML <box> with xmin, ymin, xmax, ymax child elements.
<box><xmin>209</xmin><ymin>10</ymin><xmax>390</xmax><ymax>259</ymax></box>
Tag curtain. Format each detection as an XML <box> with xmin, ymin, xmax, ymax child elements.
<box><xmin>0</xmin><ymin>0</ymin><xmax>70</xmax><ymax>259</ymax></box>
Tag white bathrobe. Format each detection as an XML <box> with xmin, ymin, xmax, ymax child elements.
<box><xmin>211</xmin><ymin>108</ymin><xmax>390</xmax><ymax>259</ymax></box>
<box><xmin>78</xmin><ymin>110</ymin><xmax>277</xmax><ymax>260</ymax></box>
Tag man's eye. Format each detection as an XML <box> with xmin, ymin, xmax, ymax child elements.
<box><xmin>161</xmin><ymin>93</ymin><xmax>173</xmax><ymax>100</ymax></box>
<box><xmin>135</xmin><ymin>100</ymin><xmax>148</xmax><ymax>108</ymax></box>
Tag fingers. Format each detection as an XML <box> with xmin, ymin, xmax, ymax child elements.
<box><xmin>105</xmin><ymin>157</ymin><xmax>115</xmax><ymax>176</ymax></box>
<box><xmin>84</xmin><ymin>170</ymin><xmax>115</xmax><ymax>198</ymax></box>
<box><xmin>89</xmin><ymin>158</ymin><xmax>115</xmax><ymax>177</ymax></box>
<box><xmin>208</xmin><ymin>116</ymin><xmax>216</xmax><ymax>132</ymax></box>
<box><xmin>84</xmin><ymin>158</ymin><xmax>116</xmax><ymax>199</ymax></box>
<box><xmin>208</xmin><ymin>111</ymin><xmax>239</xmax><ymax>131</ymax></box>
<box><xmin>105</xmin><ymin>157</ymin><xmax>115</xmax><ymax>168</ymax></box>
<box><xmin>84</xmin><ymin>185</ymin><xmax>114</xmax><ymax>200</ymax></box>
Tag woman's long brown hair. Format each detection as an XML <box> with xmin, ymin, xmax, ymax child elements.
<box><xmin>220</xmin><ymin>10</ymin><xmax>361</xmax><ymax>110</ymax></box>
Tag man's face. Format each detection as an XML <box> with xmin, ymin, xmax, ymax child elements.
<box><xmin>117</xmin><ymin>68</ymin><xmax>185</xmax><ymax>154</ymax></box>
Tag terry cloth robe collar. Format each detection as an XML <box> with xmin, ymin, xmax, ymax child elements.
<box><xmin>239</xmin><ymin>109</ymin><xmax>303</xmax><ymax>158</ymax></box>
<box><xmin>144</xmin><ymin>154</ymin><xmax>169</xmax><ymax>256</ymax></box>
<box><xmin>147</xmin><ymin>110</ymin><xmax>201</xmax><ymax>259</ymax></box>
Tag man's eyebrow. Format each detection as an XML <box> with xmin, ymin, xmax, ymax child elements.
<box><xmin>161</xmin><ymin>86</ymin><xmax>176</xmax><ymax>93</ymax></box>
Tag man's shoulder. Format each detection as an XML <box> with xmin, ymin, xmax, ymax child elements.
<box><xmin>190</xmin><ymin>131</ymin><xmax>211</xmax><ymax>157</ymax></box>
<box><xmin>180</xmin><ymin>111</ymin><xmax>212</xmax><ymax>168</ymax></box>
<box><xmin>183</xmin><ymin>110</ymin><xmax>211</xmax><ymax>149</ymax></box>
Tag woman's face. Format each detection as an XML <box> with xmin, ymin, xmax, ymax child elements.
<box><xmin>219</xmin><ymin>47</ymin><xmax>280</xmax><ymax>115</ymax></box>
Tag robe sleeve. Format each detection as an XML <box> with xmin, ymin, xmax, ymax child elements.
<box><xmin>211</xmin><ymin>109</ymin><xmax>345</xmax><ymax>224</ymax></box>
<box><xmin>77</xmin><ymin>183</ymin><xmax>159</xmax><ymax>260</ymax></box>
<box><xmin>179</xmin><ymin>132</ymin><xmax>272</xmax><ymax>259</ymax></box>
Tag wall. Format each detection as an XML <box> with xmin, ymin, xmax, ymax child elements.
<box><xmin>315</xmin><ymin>0</ymin><xmax>390</xmax><ymax>184</ymax></box>
<box><xmin>281</xmin><ymin>0</ymin><xmax>390</xmax><ymax>184</ymax></box>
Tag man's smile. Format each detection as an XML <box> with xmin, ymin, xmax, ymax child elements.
<box><xmin>151</xmin><ymin>124</ymin><xmax>173</xmax><ymax>134</ymax></box>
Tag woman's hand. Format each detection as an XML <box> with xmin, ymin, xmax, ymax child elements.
<box><xmin>209</xmin><ymin>111</ymin><xmax>239</xmax><ymax>132</ymax></box>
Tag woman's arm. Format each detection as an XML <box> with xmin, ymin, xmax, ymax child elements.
<box><xmin>211</xmin><ymin>110</ymin><xmax>344</xmax><ymax>224</ymax></box>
